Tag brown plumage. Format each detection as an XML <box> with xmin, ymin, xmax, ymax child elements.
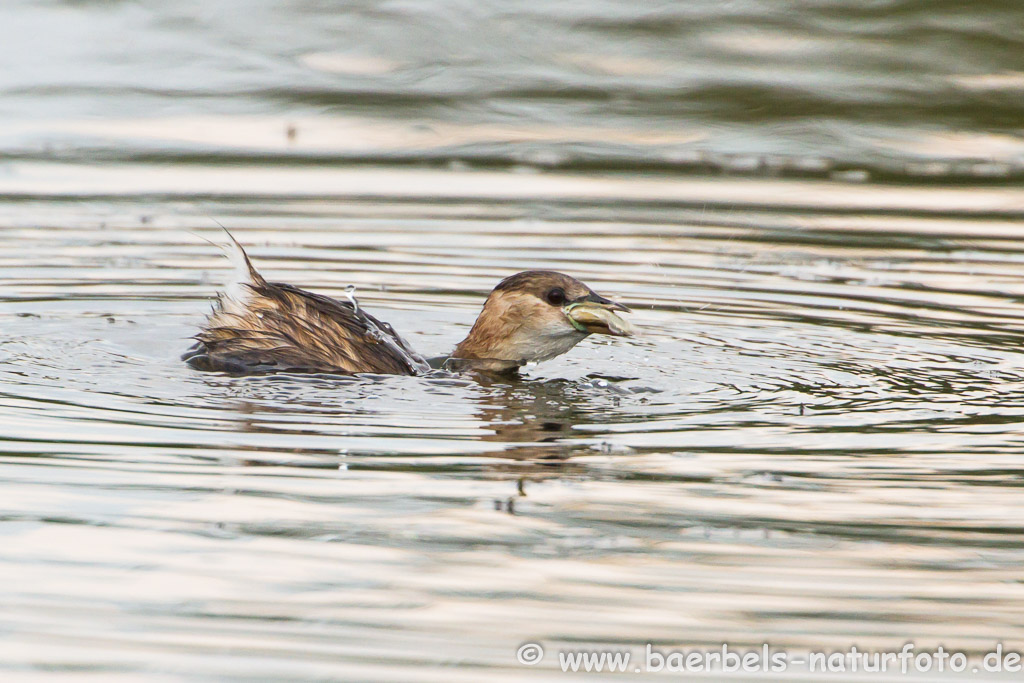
<box><xmin>185</xmin><ymin>233</ymin><xmax>632</xmax><ymax>376</ymax></box>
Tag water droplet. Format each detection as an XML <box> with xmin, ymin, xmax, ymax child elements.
<box><xmin>344</xmin><ymin>284</ymin><xmax>359</xmax><ymax>313</ymax></box>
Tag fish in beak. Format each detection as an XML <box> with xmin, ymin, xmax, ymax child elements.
<box><xmin>565</xmin><ymin>293</ymin><xmax>633</xmax><ymax>337</ymax></box>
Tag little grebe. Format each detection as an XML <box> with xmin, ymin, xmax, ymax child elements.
<box><xmin>184</xmin><ymin>232</ymin><xmax>632</xmax><ymax>375</ymax></box>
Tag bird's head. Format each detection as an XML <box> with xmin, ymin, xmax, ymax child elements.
<box><xmin>450</xmin><ymin>270</ymin><xmax>632</xmax><ymax>373</ymax></box>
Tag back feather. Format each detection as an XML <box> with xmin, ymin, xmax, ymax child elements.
<box><xmin>185</xmin><ymin>231</ymin><xmax>427</xmax><ymax>375</ymax></box>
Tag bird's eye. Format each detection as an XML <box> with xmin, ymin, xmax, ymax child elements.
<box><xmin>545</xmin><ymin>288</ymin><xmax>566</xmax><ymax>306</ymax></box>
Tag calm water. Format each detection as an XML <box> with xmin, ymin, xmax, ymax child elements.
<box><xmin>3</xmin><ymin>1</ymin><xmax>1024</xmax><ymax>680</ymax></box>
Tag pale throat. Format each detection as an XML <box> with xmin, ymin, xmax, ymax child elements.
<box><xmin>451</xmin><ymin>322</ymin><xmax>586</xmax><ymax>367</ymax></box>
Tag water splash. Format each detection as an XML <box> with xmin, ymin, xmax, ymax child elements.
<box><xmin>344</xmin><ymin>284</ymin><xmax>359</xmax><ymax>314</ymax></box>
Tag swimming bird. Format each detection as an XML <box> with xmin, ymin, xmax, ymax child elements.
<box><xmin>184</xmin><ymin>233</ymin><xmax>633</xmax><ymax>376</ymax></box>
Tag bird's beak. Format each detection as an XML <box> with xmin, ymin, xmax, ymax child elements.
<box><xmin>565</xmin><ymin>293</ymin><xmax>633</xmax><ymax>337</ymax></box>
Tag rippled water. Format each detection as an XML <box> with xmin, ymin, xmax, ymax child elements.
<box><xmin>4</xmin><ymin>0</ymin><xmax>1024</xmax><ymax>680</ymax></box>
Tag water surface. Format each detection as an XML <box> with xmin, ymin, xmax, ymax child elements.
<box><xmin>3</xmin><ymin>0</ymin><xmax>1024</xmax><ymax>680</ymax></box>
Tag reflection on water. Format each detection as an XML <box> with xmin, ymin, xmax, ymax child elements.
<box><xmin>4</xmin><ymin>0</ymin><xmax>1024</xmax><ymax>181</ymax></box>
<box><xmin>5</xmin><ymin>195</ymin><xmax>1024</xmax><ymax>678</ymax></box>
<box><xmin>4</xmin><ymin>0</ymin><xmax>1024</xmax><ymax>679</ymax></box>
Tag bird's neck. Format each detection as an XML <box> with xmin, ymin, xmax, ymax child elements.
<box><xmin>444</xmin><ymin>355</ymin><xmax>523</xmax><ymax>374</ymax></box>
<box><xmin>449</xmin><ymin>316</ymin><xmax>524</xmax><ymax>374</ymax></box>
